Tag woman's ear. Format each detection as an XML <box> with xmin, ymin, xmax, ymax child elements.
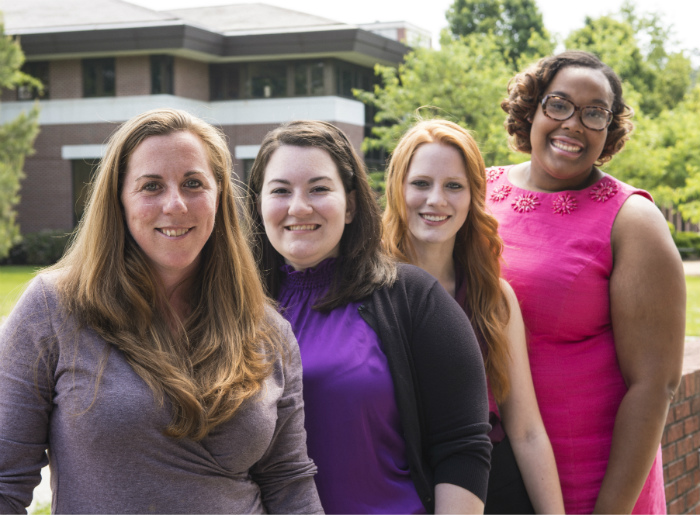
<box><xmin>345</xmin><ymin>190</ymin><xmax>357</xmax><ymax>224</ymax></box>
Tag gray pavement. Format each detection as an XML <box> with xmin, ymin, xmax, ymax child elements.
<box><xmin>683</xmin><ymin>259</ymin><xmax>700</xmax><ymax>276</ymax></box>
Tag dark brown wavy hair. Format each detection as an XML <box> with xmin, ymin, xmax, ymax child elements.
<box><xmin>50</xmin><ymin>108</ymin><xmax>280</xmax><ymax>440</ymax></box>
<box><xmin>246</xmin><ymin>120</ymin><xmax>396</xmax><ymax>311</ymax></box>
<box><xmin>383</xmin><ymin>119</ymin><xmax>511</xmax><ymax>403</ymax></box>
<box><xmin>502</xmin><ymin>50</ymin><xmax>634</xmax><ymax>165</ymax></box>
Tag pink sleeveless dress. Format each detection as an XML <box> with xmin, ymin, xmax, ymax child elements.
<box><xmin>485</xmin><ymin>165</ymin><xmax>666</xmax><ymax>514</ymax></box>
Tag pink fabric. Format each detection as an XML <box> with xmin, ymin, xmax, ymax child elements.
<box><xmin>485</xmin><ymin>166</ymin><xmax>666</xmax><ymax>514</ymax></box>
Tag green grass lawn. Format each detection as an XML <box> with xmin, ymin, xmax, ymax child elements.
<box><xmin>685</xmin><ymin>276</ymin><xmax>700</xmax><ymax>336</ymax></box>
<box><xmin>3</xmin><ymin>266</ymin><xmax>700</xmax><ymax>335</ymax></box>
<box><xmin>0</xmin><ymin>265</ymin><xmax>40</xmax><ymax>318</ymax></box>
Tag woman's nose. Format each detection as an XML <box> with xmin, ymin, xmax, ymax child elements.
<box><xmin>288</xmin><ymin>193</ymin><xmax>313</xmax><ymax>216</ymax></box>
<box><xmin>426</xmin><ymin>187</ymin><xmax>447</xmax><ymax>206</ymax></box>
<box><xmin>163</xmin><ymin>188</ymin><xmax>188</xmax><ymax>214</ymax></box>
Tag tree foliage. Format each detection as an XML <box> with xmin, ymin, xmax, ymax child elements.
<box><xmin>358</xmin><ymin>0</ymin><xmax>700</xmax><ymax>223</ymax></box>
<box><xmin>563</xmin><ymin>2</ymin><xmax>698</xmax><ymax>220</ymax></box>
<box><xmin>565</xmin><ymin>9</ymin><xmax>691</xmax><ymax>117</ymax></box>
<box><xmin>356</xmin><ymin>32</ymin><xmax>515</xmax><ymax>165</ymax></box>
<box><xmin>446</xmin><ymin>0</ymin><xmax>552</xmax><ymax>66</ymax></box>
<box><xmin>0</xmin><ymin>23</ymin><xmax>40</xmax><ymax>259</ymax></box>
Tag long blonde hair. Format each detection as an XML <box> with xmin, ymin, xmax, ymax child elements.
<box><xmin>383</xmin><ymin>119</ymin><xmax>511</xmax><ymax>403</ymax></box>
<box><xmin>50</xmin><ymin>108</ymin><xmax>279</xmax><ymax>440</ymax></box>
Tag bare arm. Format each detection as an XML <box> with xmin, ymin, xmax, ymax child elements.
<box><xmin>594</xmin><ymin>195</ymin><xmax>685</xmax><ymax>513</ymax></box>
<box><xmin>435</xmin><ymin>483</ymin><xmax>484</xmax><ymax>514</ymax></box>
<box><xmin>497</xmin><ymin>280</ymin><xmax>565</xmax><ymax>514</ymax></box>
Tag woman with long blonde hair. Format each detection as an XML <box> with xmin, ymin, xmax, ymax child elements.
<box><xmin>0</xmin><ymin>108</ymin><xmax>322</xmax><ymax>514</ymax></box>
<box><xmin>383</xmin><ymin>119</ymin><xmax>563</xmax><ymax>513</ymax></box>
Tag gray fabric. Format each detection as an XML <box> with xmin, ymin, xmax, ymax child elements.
<box><xmin>0</xmin><ymin>275</ymin><xmax>323</xmax><ymax>514</ymax></box>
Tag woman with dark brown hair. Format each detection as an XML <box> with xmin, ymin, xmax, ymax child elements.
<box><xmin>247</xmin><ymin>120</ymin><xmax>491</xmax><ymax>514</ymax></box>
<box><xmin>383</xmin><ymin>118</ymin><xmax>564</xmax><ymax>514</ymax></box>
<box><xmin>486</xmin><ymin>51</ymin><xmax>685</xmax><ymax>513</ymax></box>
<box><xmin>0</xmin><ymin>108</ymin><xmax>322</xmax><ymax>514</ymax></box>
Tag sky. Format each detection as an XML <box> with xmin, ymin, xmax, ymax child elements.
<box><xmin>127</xmin><ymin>0</ymin><xmax>698</xmax><ymax>58</ymax></box>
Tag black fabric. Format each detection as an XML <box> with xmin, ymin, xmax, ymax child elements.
<box><xmin>484</xmin><ymin>435</ymin><xmax>535</xmax><ymax>514</ymax></box>
<box><xmin>359</xmin><ymin>263</ymin><xmax>492</xmax><ymax>512</ymax></box>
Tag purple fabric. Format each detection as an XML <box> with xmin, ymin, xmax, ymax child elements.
<box><xmin>278</xmin><ymin>259</ymin><xmax>425</xmax><ymax>514</ymax></box>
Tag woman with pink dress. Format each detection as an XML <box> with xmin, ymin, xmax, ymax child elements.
<box><xmin>485</xmin><ymin>50</ymin><xmax>685</xmax><ymax>513</ymax></box>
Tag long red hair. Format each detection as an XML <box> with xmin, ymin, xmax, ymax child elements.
<box><xmin>383</xmin><ymin>119</ymin><xmax>511</xmax><ymax>403</ymax></box>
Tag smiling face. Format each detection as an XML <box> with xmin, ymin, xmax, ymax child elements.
<box><xmin>403</xmin><ymin>142</ymin><xmax>471</xmax><ymax>254</ymax></box>
<box><xmin>120</xmin><ymin>131</ymin><xmax>219</xmax><ymax>288</ymax></box>
<box><xmin>258</xmin><ymin>145</ymin><xmax>356</xmax><ymax>271</ymax></box>
<box><xmin>529</xmin><ymin>66</ymin><xmax>614</xmax><ymax>191</ymax></box>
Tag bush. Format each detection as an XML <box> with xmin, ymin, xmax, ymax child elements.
<box><xmin>672</xmin><ymin>230</ymin><xmax>700</xmax><ymax>259</ymax></box>
<box><xmin>0</xmin><ymin>229</ymin><xmax>71</xmax><ymax>266</ymax></box>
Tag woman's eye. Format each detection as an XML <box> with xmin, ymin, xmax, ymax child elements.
<box><xmin>142</xmin><ymin>182</ymin><xmax>160</xmax><ymax>192</ymax></box>
<box><xmin>446</xmin><ymin>182</ymin><xmax>464</xmax><ymax>190</ymax></box>
<box><xmin>311</xmin><ymin>186</ymin><xmax>330</xmax><ymax>193</ymax></box>
<box><xmin>184</xmin><ymin>179</ymin><xmax>202</xmax><ymax>188</ymax></box>
<box><xmin>270</xmin><ymin>188</ymin><xmax>289</xmax><ymax>195</ymax></box>
<box><xmin>411</xmin><ymin>180</ymin><xmax>429</xmax><ymax>188</ymax></box>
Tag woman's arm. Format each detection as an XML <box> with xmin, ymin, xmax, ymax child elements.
<box><xmin>497</xmin><ymin>280</ymin><xmax>565</xmax><ymax>514</ymax></box>
<box><xmin>250</xmin><ymin>320</ymin><xmax>323</xmax><ymax>515</ymax></box>
<box><xmin>0</xmin><ymin>278</ymin><xmax>54</xmax><ymax>513</ymax></box>
<box><xmin>435</xmin><ymin>483</ymin><xmax>484</xmax><ymax>514</ymax></box>
<box><xmin>407</xmin><ymin>270</ymin><xmax>492</xmax><ymax>513</ymax></box>
<box><xmin>594</xmin><ymin>194</ymin><xmax>685</xmax><ymax>513</ymax></box>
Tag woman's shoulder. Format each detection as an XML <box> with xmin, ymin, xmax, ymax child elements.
<box><xmin>374</xmin><ymin>263</ymin><xmax>457</xmax><ymax>314</ymax></box>
<box><xmin>11</xmin><ymin>271</ymin><xmax>63</xmax><ymax>318</ymax></box>
<box><xmin>262</xmin><ymin>303</ymin><xmax>298</xmax><ymax>351</ymax></box>
<box><xmin>389</xmin><ymin>263</ymin><xmax>441</xmax><ymax>296</ymax></box>
<box><xmin>595</xmin><ymin>173</ymin><xmax>653</xmax><ymax>208</ymax></box>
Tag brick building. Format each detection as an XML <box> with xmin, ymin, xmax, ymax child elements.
<box><xmin>1</xmin><ymin>0</ymin><xmax>428</xmax><ymax>234</ymax></box>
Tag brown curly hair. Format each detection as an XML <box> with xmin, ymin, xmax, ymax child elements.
<box><xmin>502</xmin><ymin>50</ymin><xmax>634</xmax><ymax>165</ymax></box>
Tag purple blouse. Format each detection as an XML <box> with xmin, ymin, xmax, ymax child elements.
<box><xmin>278</xmin><ymin>259</ymin><xmax>426</xmax><ymax>514</ymax></box>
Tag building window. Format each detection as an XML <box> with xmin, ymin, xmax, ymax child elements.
<box><xmin>18</xmin><ymin>61</ymin><xmax>49</xmax><ymax>100</ymax></box>
<box><xmin>151</xmin><ymin>55</ymin><xmax>173</xmax><ymax>95</ymax></box>
<box><xmin>248</xmin><ymin>62</ymin><xmax>287</xmax><ymax>98</ymax></box>
<box><xmin>83</xmin><ymin>58</ymin><xmax>115</xmax><ymax>98</ymax></box>
<box><xmin>294</xmin><ymin>61</ymin><xmax>325</xmax><ymax>96</ymax></box>
<box><xmin>242</xmin><ymin>159</ymin><xmax>256</xmax><ymax>184</ymax></box>
<box><xmin>210</xmin><ymin>63</ymin><xmax>241</xmax><ymax>100</ymax></box>
<box><xmin>335</xmin><ymin>61</ymin><xmax>372</xmax><ymax>98</ymax></box>
<box><xmin>72</xmin><ymin>159</ymin><xmax>99</xmax><ymax>225</ymax></box>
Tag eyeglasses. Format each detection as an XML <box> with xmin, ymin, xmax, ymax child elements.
<box><xmin>540</xmin><ymin>94</ymin><xmax>613</xmax><ymax>131</ymax></box>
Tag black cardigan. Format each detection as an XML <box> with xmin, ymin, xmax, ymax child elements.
<box><xmin>359</xmin><ymin>263</ymin><xmax>492</xmax><ymax>512</ymax></box>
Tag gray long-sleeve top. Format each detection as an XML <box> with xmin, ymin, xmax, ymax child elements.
<box><xmin>0</xmin><ymin>275</ymin><xmax>323</xmax><ymax>514</ymax></box>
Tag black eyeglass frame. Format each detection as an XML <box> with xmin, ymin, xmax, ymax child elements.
<box><xmin>540</xmin><ymin>94</ymin><xmax>614</xmax><ymax>132</ymax></box>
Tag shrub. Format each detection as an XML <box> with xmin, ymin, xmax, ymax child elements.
<box><xmin>672</xmin><ymin>230</ymin><xmax>700</xmax><ymax>259</ymax></box>
<box><xmin>0</xmin><ymin>230</ymin><xmax>71</xmax><ymax>266</ymax></box>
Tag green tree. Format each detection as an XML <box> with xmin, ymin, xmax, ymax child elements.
<box><xmin>0</xmin><ymin>22</ymin><xmax>40</xmax><ymax>259</ymax></box>
<box><xmin>565</xmin><ymin>3</ymin><xmax>692</xmax><ymax>117</ymax></box>
<box><xmin>446</xmin><ymin>0</ymin><xmax>553</xmax><ymax>66</ymax></box>
<box><xmin>564</xmin><ymin>2</ymin><xmax>697</xmax><ymax>221</ymax></box>
<box><xmin>356</xmin><ymin>33</ymin><xmax>515</xmax><ymax>166</ymax></box>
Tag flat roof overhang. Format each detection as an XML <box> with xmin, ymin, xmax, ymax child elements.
<box><xmin>12</xmin><ymin>23</ymin><xmax>409</xmax><ymax>67</ymax></box>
